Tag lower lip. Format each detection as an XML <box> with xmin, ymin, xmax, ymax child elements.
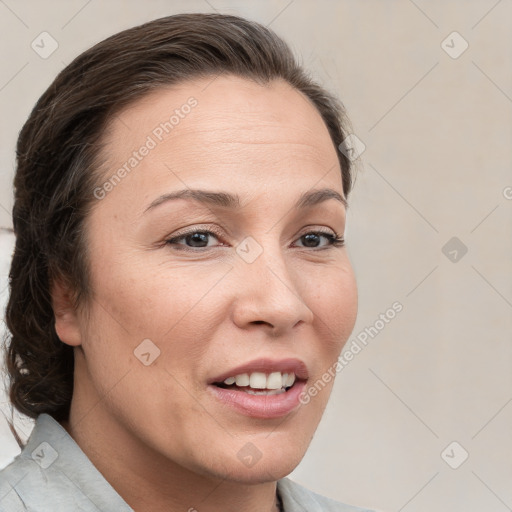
<box><xmin>208</xmin><ymin>381</ymin><xmax>306</xmax><ymax>419</ymax></box>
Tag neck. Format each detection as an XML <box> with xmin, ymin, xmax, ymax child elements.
<box><xmin>61</xmin><ymin>357</ymin><xmax>281</xmax><ymax>512</ymax></box>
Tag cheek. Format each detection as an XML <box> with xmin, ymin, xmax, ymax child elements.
<box><xmin>83</xmin><ymin>255</ymin><xmax>233</xmax><ymax>378</ymax></box>
<box><xmin>92</xmin><ymin>250</ymin><xmax>226</xmax><ymax>326</ymax></box>
<box><xmin>308</xmin><ymin>262</ymin><xmax>358</xmax><ymax>352</ymax></box>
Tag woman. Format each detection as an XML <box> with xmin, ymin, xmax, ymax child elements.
<box><xmin>0</xmin><ymin>13</ymin><xmax>374</xmax><ymax>512</ymax></box>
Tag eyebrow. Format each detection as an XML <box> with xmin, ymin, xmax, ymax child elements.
<box><xmin>143</xmin><ymin>187</ymin><xmax>347</xmax><ymax>214</ymax></box>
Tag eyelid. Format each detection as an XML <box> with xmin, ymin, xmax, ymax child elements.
<box><xmin>168</xmin><ymin>224</ymin><xmax>224</xmax><ymax>240</ymax></box>
<box><xmin>296</xmin><ymin>225</ymin><xmax>336</xmax><ymax>237</ymax></box>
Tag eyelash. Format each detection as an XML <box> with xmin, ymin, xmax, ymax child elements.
<box><xmin>165</xmin><ymin>227</ymin><xmax>345</xmax><ymax>251</ymax></box>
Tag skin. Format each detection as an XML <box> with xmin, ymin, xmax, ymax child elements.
<box><xmin>53</xmin><ymin>75</ymin><xmax>358</xmax><ymax>512</ymax></box>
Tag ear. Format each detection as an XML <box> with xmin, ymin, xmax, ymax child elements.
<box><xmin>51</xmin><ymin>277</ymin><xmax>82</xmax><ymax>347</ymax></box>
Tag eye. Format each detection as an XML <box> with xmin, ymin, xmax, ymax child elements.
<box><xmin>165</xmin><ymin>227</ymin><xmax>345</xmax><ymax>251</ymax></box>
<box><xmin>294</xmin><ymin>230</ymin><xmax>345</xmax><ymax>249</ymax></box>
<box><xmin>165</xmin><ymin>229</ymin><xmax>224</xmax><ymax>250</ymax></box>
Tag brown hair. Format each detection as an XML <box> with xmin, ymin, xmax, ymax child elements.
<box><xmin>4</xmin><ymin>13</ymin><xmax>354</xmax><ymax>432</ymax></box>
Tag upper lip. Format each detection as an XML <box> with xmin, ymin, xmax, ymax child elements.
<box><xmin>209</xmin><ymin>357</ymin><xmax>309</xmax><ymax>384</ymax></box>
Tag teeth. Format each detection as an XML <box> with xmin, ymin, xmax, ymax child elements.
<box><xmin>266</xmin><ymin>372</ymin><xmax>283</xmax><ymax>389</ymax></box>
<box><xmin>235</xmin><ymin>374</ymin><xmax>250</xmax><ymax>386</ymax></box>
<box><xmin>250</xmin><ymin>372</ymin><xmax>267</xmax><ymax>389</ymax></box>
<box><xmin>223</xmin><ymin>371</ymin><xmax>296</xmax><ymax>390</ymax></box>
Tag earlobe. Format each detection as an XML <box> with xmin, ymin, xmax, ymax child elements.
<box><xmin>51</xmin><ymin>277</ymin><xmax>82</xmax><ymax>347</ymax></box>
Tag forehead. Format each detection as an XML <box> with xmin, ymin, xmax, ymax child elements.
<box><xmin>95</xmin><ymin>75</ymin><xmax>343</xmax><ymax>214</ymax></box>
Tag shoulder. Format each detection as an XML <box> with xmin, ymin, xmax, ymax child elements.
<box><xmin>0</xmin><ymin>413</ymin><xmax>133</xmax><ymax>512</ymax></box>
<box><xmin>277</xmin><ymin>477</ymin><xmax>375</xmax><ymax>512</ymax></box>
<box><xmin>0</xmin><ymin>438</ymin><xmax>85</xmax><ymax>512</ymax></box>
<box><xmin>0</xmin><ymin>451</ymin><xmax>35</xmax><ymax>511</ymax></box>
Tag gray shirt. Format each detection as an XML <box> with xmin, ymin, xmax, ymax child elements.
<box><xmin>0</xmin><ymin>413</ymin><xmax>372</xmax><ymax>511</ymax></box>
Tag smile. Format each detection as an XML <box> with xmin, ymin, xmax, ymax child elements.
<box><xmin>208</xmin><ymin>358</ymin><xmax>308</xmax><ymax>418</ymax></box>
<box><xmin>216</xmin><ymin>371</ymin><xmax>296</xmax><ymax>395</ymax></box>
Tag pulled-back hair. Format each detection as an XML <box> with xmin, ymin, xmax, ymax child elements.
<box><xmin>4</xmin><ymin>13</ymin><xmax>354</xmax><ymax>428</ymax></box>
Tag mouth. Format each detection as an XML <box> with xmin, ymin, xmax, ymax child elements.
<box><xmin>212</xmin><ymin>371</ymin><xmax>299</xmax><ymax>395</ymax></box>
<box><xmin>207</xmin><ymin>358</ymin><xmax>309</xmax><ymax>418</ymax></box>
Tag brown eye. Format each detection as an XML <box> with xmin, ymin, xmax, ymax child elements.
<box><xmin>166</xmin><ymin>230</ymin><xmax>223</xmax><ymax>250</ymax></box>
<box><xmin>295</xmin><ymin>231</ymin><xmax>345</xmax><ymax>249</ymax></box>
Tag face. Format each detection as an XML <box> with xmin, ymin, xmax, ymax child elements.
<box><xmin>74</xmin><ymin>75</ymin><xmax>357</xmax><ymax>484</ymax></box>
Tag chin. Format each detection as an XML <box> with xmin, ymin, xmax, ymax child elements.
<box><xmin>217</xmin><ymin>457</ymin><xmax>304</xmax><ymax>485</ymax></box>
<box><xmin>204</xmin><ymin>437</ymin><xmax>310</xmax><ymax>485</ymax></box>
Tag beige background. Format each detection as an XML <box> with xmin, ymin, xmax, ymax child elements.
<box><xmin>1</xmin><ymin>1</ymin><xmax>511</xmax><ymax>511</ymax></box>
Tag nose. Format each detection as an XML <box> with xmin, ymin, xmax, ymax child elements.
<box><xmin>231</xmin><ymin>242</ymin><xmax>314</xmax><ymax>336</ymax></box>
